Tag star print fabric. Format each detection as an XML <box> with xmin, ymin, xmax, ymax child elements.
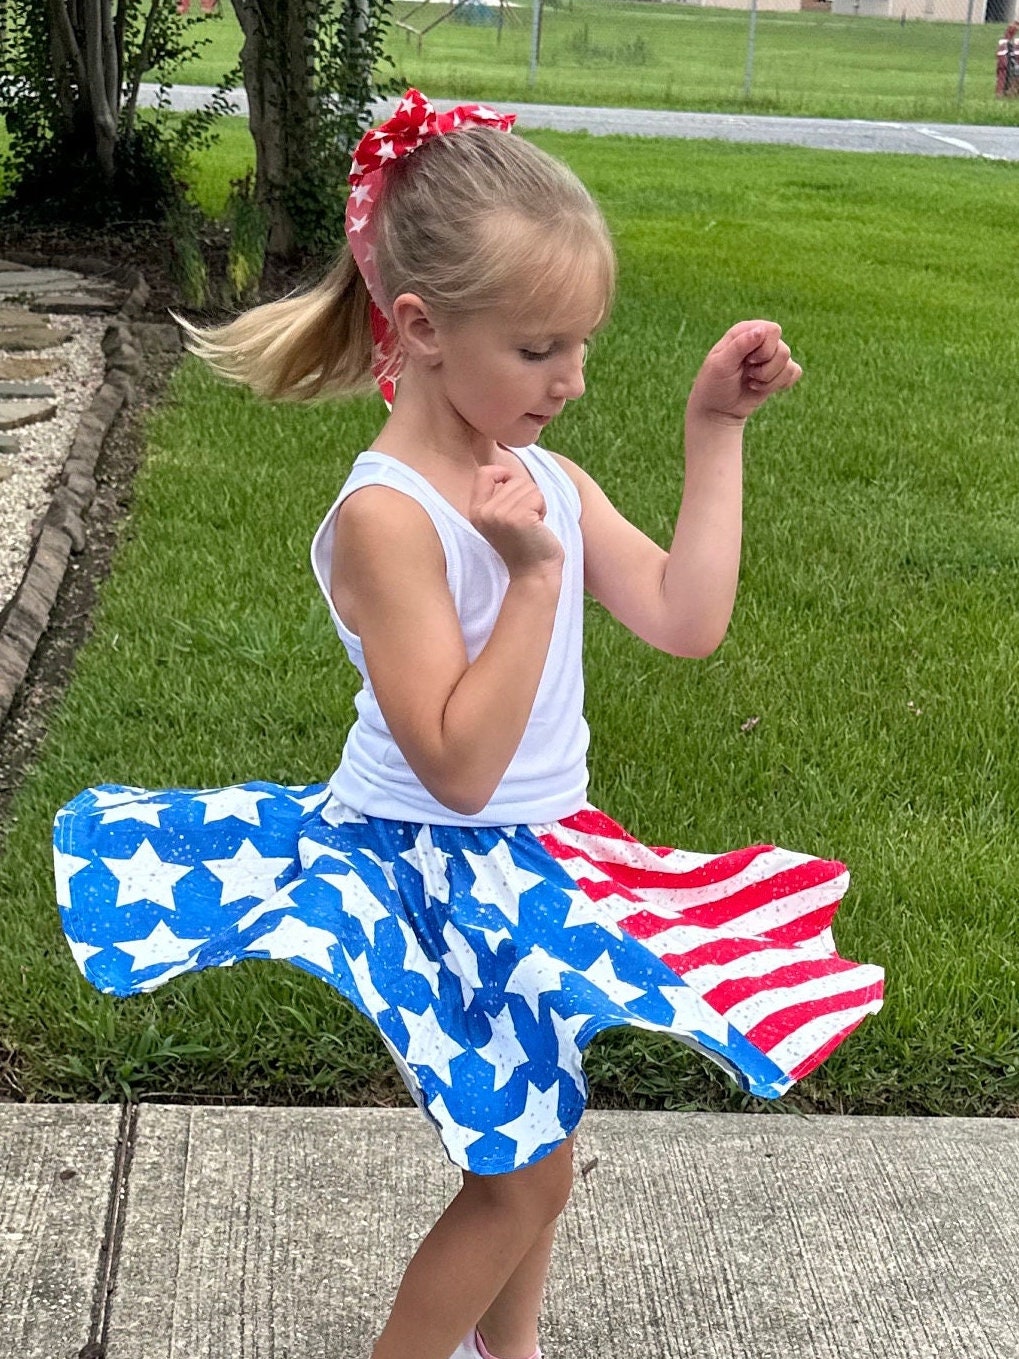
<box><xmin>54</xmin><ymin>782</ymin><xmax>883</xmax><ymax>1175</ymax></box>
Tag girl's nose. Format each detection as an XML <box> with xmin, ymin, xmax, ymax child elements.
<box><xmin>550</xmin><ymin>350</ymin><xmax>586</xmax><ymax>402</ymax></box>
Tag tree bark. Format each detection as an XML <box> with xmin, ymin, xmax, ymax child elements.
<box><xmin>231</xmin><ymin>0</ymin><xmax>320</xmax><ymax>260</ymax></box>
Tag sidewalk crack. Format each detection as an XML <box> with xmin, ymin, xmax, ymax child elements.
<box><xmin>80</xmin><ymin>1101</ymin><xmax>139</xmax><ymax>1359</ymax></box>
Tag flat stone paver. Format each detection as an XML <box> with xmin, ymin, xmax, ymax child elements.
<box><xmin>0</xmin><ymin>1104</ymin><xmax>123</xmax><ymax>1358</ymax></box>
<box><xmin>102</xmin><ymin>1107</ymin><xmax>1019</xmax><ymax>1359</ymax></box>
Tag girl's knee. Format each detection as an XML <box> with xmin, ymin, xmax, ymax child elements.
<box><xmin>462</xmin><ymin>1134</ymin><xmax>575</xmax><ymax>1228</ymax></box>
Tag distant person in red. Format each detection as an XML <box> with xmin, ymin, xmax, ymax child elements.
<box><xmin>997</xmin><ymin>22</ymin><xmax>1019</xmax><ymax>97</ymax></box>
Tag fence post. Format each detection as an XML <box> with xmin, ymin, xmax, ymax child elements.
<box><xmin>957</xmin><ymin>0</ymin><xmax>977</xmax><ymax>105</ymax></box>
<box><xmin>529</xmin><ymin>0</ymin><xmax>543</xmax><ymax>84</ymax></box>
<box><xmin>744</xmin><ymin>0</ymin><xmax>759</xmax><ymax>98</ymax></box>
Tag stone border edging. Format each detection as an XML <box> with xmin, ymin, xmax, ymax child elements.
<box><xmin>0</xmin><ymin>255</ymin><xmax>151</xmax><ymax>729</ymax></box>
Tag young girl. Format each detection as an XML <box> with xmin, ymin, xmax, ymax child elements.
<box><xmin>54</xmin><ymin>90</ymin><xmax>884</xmax><ymax>1359</ymax></box>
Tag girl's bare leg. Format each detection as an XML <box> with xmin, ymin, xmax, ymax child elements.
<box><xmin>475</xmin><ymin>1219</ymin><xmax>558</xmax><ymax>1358</ymax></box>
<box><xmin>371</xmin><ymin>1134</ymin><xmax>575</xmax><ymax>1359</ymax></box>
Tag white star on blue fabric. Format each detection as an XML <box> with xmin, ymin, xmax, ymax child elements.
<box><xmin>66</xmin><ymin>938</ymin><xmax>103</xmax><ymax>972</ymax></box>
<box><xmin>477</xmin><ymin>1004</ymin><xmax>530</xmax><ymax>1091</ymax></box>
<box><xmin>54</xmin><ymin>849</ymin><xmax>90</xmax><ymax>909</ymax></box>
<box><xmin>660</xmin><ymin>985</ymin><xmax>731</xmax><ymax>1043</ymax></box>
<box><xmin>400</xmin><ymin>825</ymin><xmax>451</xmax><ymax>903</ymax></box>
<box><xmin>233</xmin><ymin>881</ymin><xmax>299</xmax><ymax>933</ymax></box>
<box><xmin>342</xmin><ymin>946</ymin><xmax>390</xmax><ymax>1020</ymax></box>
<box><xmin>396</xmin><ymin>918</ymin><xmax>442</xmax><ymax>998</ymax></box>
<box><xmin>300</xmin><ymin>839</ymin><xmax>354</xmax><ymax>870</ymax></box>
<box><xmin>115</xmin><ymin>920</ymin><xmax>207</xmax><ymax>971</ymax></box>
<box><xmin>243</xmin><ymin>914</ymin><xmax>339</xmax><ymax>971</ymax></box>
<box><xmin>196</xmin><ymin>786</ymin><xmax>273</xmax><ymax>826</ymax></box>
<box><xmin>549</xmin><ymin>1008</ymin><xmax>592</xmax><ymax>1097</ymax></box>
<box><xmin>286</xmin><ymin>787</ymin><xmax>331</xmax><ymax>816</ymax></box>
<box><xmin>360</xmin><ymin>847</ymin><xmax>399</xmax><ymax>892</ymax></box>
<box><xmin>464</xmin><ymin>841</ymin><xmax>543</xmax><ymax>926</ymax></box>
<box><xmin>581</xmin><ymin>951</ymin><xmax>646</xmax><ymax>1009</ymax></box>
<box><xmin>505</xmin><ymin>946</ymin><xmax>572</xmax><ymax>1019</ymax></box>
<box><xmin>319</xmin><ymin>871</ymin><xmax>389</xmax><ymax>946</ymax></box>
<box><xmin>100</xmin><ymin>839</ymin><xmax>192</xmax><ymax>911</ymax></box>
<box><xmin>204</xmin><ymin>839</ymin><xmax>293</xmax><ymax>907</ymax></box>
<box><xmin>98</xmin><ymin>800</ymin><xmax>170</xmax><ymax>827</ymax></box>
<box><xmin>89</xmin><ymin>787</ymin><xmax>146</xmax><ymax>807</ymax></box>
<box><xmin>494</xmin><ymin>1080</ymin><xmax>567</xmax><ymax>1168</ymax></box>
<box><xmin>398</xmin><ymin>1005</ymin><xmax>465</xmax><ymax>1085</ymax></box>
<box><xmin>441</xmin><ymin>921</ymin><xmax>482</xmax><ymax>1010</ymax></box>
<box><xmin>562</xmin><ymin>888</ymin><xmax>623</xmax><ymax>939</ymax></box>
<box><xmin>426</xmin><ymin>1094</ymin><xmax>485</xmax><ymax>1165</ymax></box>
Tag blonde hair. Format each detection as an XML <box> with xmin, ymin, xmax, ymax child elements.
<box><xmin>180</xmin><ymin>127</ymin><xmax>616</xmax><ymax>402</ymax></box>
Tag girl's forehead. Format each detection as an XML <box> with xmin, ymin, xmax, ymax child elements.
<box><xmin>496</xmin><ymin>283</ymin><xmax>607</xmax><ymax>337</ymax></box>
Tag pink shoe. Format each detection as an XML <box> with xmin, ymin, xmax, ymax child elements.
<box><xmin>449</xmin><ymin>1332</ymin><xmax>484</xmax><ymax>1359</ymax></box>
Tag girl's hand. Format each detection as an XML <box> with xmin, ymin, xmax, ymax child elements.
<box><xmin>470</xmin><ymin>464</ymin><xmax>565</xmax><ymax>579</ymax></box>
<box><xmin>687</xmin><ymin>320</ymin><xmax>802</xmax><ymax>428</ymax></box>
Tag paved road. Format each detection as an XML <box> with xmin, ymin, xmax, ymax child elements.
<box><xmin>142</xmin><ymin>83</ymin><xmax>1019</xmax><ymax>159</ymax></box>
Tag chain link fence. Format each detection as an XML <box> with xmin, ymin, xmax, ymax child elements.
<box><xmin>387</xmin><ymin>0</ymin><xmax>1019</xmax><ymax>122</ymax></box>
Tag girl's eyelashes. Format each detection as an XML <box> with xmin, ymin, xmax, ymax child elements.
<box><xmin>518</xmin><ymin>340</ymin><xmax>592</xmax><ymax>362</ymax></box>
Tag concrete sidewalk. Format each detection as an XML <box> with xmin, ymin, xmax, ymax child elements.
<box><xmin>139</xmin><ymin>85</ymin><xmax>1019</xmax><ymax>160</ymax></box>
<box><xmin>2</xmin><ymin>1104</ymin><xmax>1017</xmax><ymax>1358</ymax></box>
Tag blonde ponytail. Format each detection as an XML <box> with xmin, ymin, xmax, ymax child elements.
<box><xmin>175</xmin><ymin>248</ymin><xmax>375</xmax><ymax>402</ymax></box>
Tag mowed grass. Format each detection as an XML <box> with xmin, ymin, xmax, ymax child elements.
<box><xmin>1</xmin><ymin>133</ymin><xmax>1018</xmax><ymax>1116</ymax></box>
<box><xmin>172</xmin><ymin>0</ymin><xmax>1019</xmax><ymax>125</ymax></box>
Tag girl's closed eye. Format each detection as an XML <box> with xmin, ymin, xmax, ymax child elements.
<box><xmin>519</xmin><ymin>346</ymin><xmax>554</xmax><ymax>361</ymax></box>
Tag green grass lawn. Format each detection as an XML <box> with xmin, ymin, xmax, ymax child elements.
<box><xmin>169</xmin><ymin>0</ymin><xmax>1019</xmax><ymax>125</ymax></box>
<box><xmin>1</xmin><ymin>132</ymin><xmax>1017</xmax><ymax>1115</ymax></box>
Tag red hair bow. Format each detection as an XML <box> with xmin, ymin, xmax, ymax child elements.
<box><xmin>345</xmin><ymin>89</ymin><xmax>516</xmax><ymax>407</ymax></box>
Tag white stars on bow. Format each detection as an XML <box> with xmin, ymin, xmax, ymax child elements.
<box><xmin>243</xmin><ymin>914</ymin><xmax>339</xmax><ymax>972</ymax></box>
<box><xmin>100</xmin><ymin>839</ymin><xmax>192</xmax><ymax>911</ymax></box>
<box><xmin>581</xmin><ymin>951</ymin><xmax>646</xmax><ymax>1010</ymax></box>
<box><xmin>494</xmin><ymin>1080</ymin><xmax>567</xmax><ymax>1169</ymax></box>
<box><xmin>505</xmin><ymin>947</ymin><xmax>572</xmax><ymax>1019</ymax></box>
<box><xmin>204</xmin><ymin>840</ymin><xmax>293</xmax><ymax>907</ymax></box>
<box><xmin>53</xmin><ymin>849</ymin><xmax>89</xmax><ymax>910</ymax></box>
<box><xmin>464</xmin><ymin>841</ymin><xmax>543</xmax><ymax>925</ymax></box>
<box><xmin>398</xmin><ymin>1005</ymin><xmax>465</xmax><ymax>1085</ymax></box>
<box><xmin>115</xmin><ymin>920</ymin><xmax>207</xmax><ymax>972</ymax></box>
<box><xmin>195</xmin><ymin>786</ymin><xmax>273</xmax><ymax>827</ymax></box>
<box><xmin>400</xmin><ymin>825</ymin><xmax>451</xmax><ymax>903</ymax></box>
<box><xmin>477</xmin><ymin>1004</ymin><xmax>529</xmax><ymax>1091</ymax></box>
<box><xmin>348</xmin><ymin>182</ymin><xmax>373</xmax><ymax>207</ymax></box>
<box><xmin>347</xmin><ymin>214</ymin><xmax>369</xmax><ymax>234</ymax></box>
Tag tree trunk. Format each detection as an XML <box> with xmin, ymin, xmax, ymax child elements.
<box><xmin>45</xmin><ymin>0</ymin><xmax>120</xmax><ymax>182</ymax></box>
<box><xmin>232</xmin><ymin>0</ymin><xmax>320</xmax><ymax>260</ymax></box>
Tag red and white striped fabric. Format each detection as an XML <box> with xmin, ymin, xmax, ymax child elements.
<box><xmin>538</xmin><ymin>806</ymin><xmax>884</xmax><ymax>1088</ymax></box>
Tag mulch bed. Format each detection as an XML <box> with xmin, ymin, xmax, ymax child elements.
<box><xmin>0</xmin><ymin>221</ymin><xmax>315</xmax><ymax>845</ymax></box>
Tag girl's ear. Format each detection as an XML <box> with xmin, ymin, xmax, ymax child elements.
<box><xmin>392</xmin><ymin>292</ymin><xmax>442</xmax><ymax>367</ymax></box>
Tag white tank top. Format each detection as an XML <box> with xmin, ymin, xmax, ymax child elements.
<box><xmin>309</xmin><ymin>445</ymin><xmax>590</xmax><ymax>826</ymax></box>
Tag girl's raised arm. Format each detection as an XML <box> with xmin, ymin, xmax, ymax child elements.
<box><xmin>562</xmin><ymin>320</ymin><xmax>800</xmax><ymax>657</ymax></box>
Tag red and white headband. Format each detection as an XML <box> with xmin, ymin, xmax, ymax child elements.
<box><xmin>345</xmin><ymin>88</ymin><xmax>516</xmax><ymax>407</ymax></box>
